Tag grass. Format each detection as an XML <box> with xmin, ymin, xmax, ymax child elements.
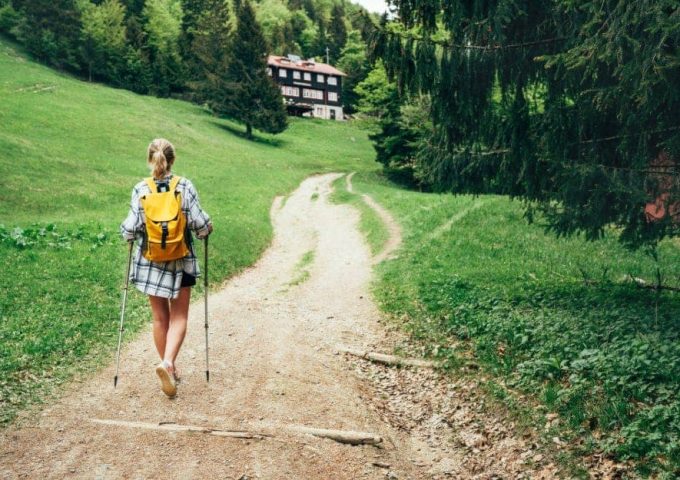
<box><xmin>0</xmin><ymin>37</ymin><xmax>379</xmax><ymax>425</ymax></box>
<box><xmin>330</xmin><ymin>174</ymin><xmax>389</xmax><ymax>256</ymax></box>
<box><xmin>346</xmin><ymin>171</ymin><xmax>680</xmax><ymax>477</ymax></box>
<box><xmin>288</xmin><ymin>249</ymin><xmax>315</xmax><ymax>287</ymax></box>
<box><xmin>4</xmin><ymin>30</ymin><xmax>679</xmax><ymax>477</ymax></box>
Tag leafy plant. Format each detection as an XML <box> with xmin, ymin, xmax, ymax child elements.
<box><xmin>353</xmin><ymin>172</ymin><xmax>680</xmax><ymax>476</ymax></box>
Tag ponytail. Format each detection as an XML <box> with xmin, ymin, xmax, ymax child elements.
<box><xmin>147</xmin><ymin>138</ymin><xmax>176</xmax><ymax>179</ymax></box>
<box><xmin>150</xmin><ymin>150</ymin><xmax>168</xmax><ymax>179</ymax></box>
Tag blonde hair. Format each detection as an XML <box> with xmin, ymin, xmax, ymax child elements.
<box><xmin>147</xmin><ymin>138</ymin><xmax>176</xmax><ymax>179</ymax></box>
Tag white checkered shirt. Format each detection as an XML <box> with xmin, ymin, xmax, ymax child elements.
<box><xmin>120</xmin><ymin>175</ymin><xmax>211</xmax><ymax>299</ymax></box>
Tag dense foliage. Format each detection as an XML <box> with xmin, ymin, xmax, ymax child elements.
<box><xmin>335</xmin><ymin>31</ymin><xmax>369</xmax><ymax>113</ymax></box>
<box><xmin>350</xmin><ymin>173</ymin><xmax>680</xmax><ymax>476</ymax></box>
<box><xmin>368</xmin><ymin>1</ymin><xmax>680</xmax><ymax>247</ymax></box>
<box><xmin>1</xmin><ymin>0</ymin><xmax>377</xmax><ymax>131</ymax></box>
<box><xmin>353</xmin><ymin>61</ymin><xmax>431</xmax><ymax>186</ymax></box>
<box><xmin>220</xmin><ymin>0</ymin><xmax>287</xmax><ymax>137</ymax></box>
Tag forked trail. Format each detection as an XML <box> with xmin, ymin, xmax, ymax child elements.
<box><xmin>1</xmin><ymin>174</ymin><xmax>566</xmax><ymax>479</ymax></box>
<box><xmin>0</xmin><ymin>174</ymin><xmax>428</xmax><ymax>479</ymax></box>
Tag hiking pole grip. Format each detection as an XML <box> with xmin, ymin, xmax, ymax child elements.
<box><xmin>114</xmin><ymin>241</ymin><xmax>134</xmax><ymax>387</ymax></box>
<box><xmin>204</xmin><ymin>235</ymin><xmax>209</xmax><ymax>382</ymax></box>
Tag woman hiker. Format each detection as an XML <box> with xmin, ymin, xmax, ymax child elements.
<box><xmin>120</xmin><ymin>138</ymin><xmax>213</xmax><ymax>398</ymax></box>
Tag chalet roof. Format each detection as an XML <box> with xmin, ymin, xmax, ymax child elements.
<box><xmin>267</xmin><ymin>55</ymin><xmax>347</xmax><ymax>77</ymax></box>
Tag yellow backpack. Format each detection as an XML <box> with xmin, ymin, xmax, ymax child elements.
<box><xmin>140</xmin><ymin>176</ymin><xmax>190</xmax><ymax>262</ymax></box>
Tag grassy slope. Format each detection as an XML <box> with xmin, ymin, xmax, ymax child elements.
<box><xmin>0</xmin><ymin>38</ymin><xmax>378</xmax><ymax>424</ymax></box>
<box><xmin>329</xmin><ymin>174</ymin><xmax>389</xmax><ymax>256</ymax></box>
<box><xmin>348</xmin><ymin>172</ymin><xmax>680</xmax><ymax>477</ymax></box>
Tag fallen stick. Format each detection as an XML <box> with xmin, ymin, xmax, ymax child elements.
<box><xmin>337</xmin><ymin>345</ymin><xmax>439</xmax><ymax>369</ymax></box>
<box><xmin>90</xmin><ymin>419</ymin><xmax>382</xmax><ymax>446</ymax></box>
<box><xmin>90</xmin><ymin>419</ymin><xmax>270</xmax><ymax>439</ymax></box>
<box><xmin>286</xmin><ymin>425</ymin><xmax>382</xmax><ymax>445</ymax></box>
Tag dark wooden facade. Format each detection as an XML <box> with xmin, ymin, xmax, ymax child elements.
<box><xmin>267</xmin><ymin>55</ymin><xmax>345</xmax><ymax>120</ymax></box>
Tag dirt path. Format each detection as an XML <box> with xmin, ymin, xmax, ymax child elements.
<box><xmin>345</xmin><ymin>172</ymin><xmax>401</xmax><ymax>264</ymax></box>
<box><xmin>1</xmin><ymin>173</ymin><xmax>564</xmax><ymax>480</ymax></box>
<box><xmin>0</xmin><ymin>174</ymin><xmax>425</xmax><ymax>479</ymax></box>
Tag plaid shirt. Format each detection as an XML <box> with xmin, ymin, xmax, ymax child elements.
<box><xmin>120</xmin><ymin>175</ymin><xmax>211</xmax><ymax>299</ymax></box>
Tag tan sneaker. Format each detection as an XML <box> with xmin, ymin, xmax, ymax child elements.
<box><xmin>155</xmin><ymin>362</ymin><xmax>177</xmax><ymax>398</ymax></box>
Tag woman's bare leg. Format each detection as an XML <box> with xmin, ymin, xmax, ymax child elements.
<box><xmin>164</xmin><ymin>287</ymin><xmax>191</xmax><ymax>369</ymax></box>
<box><xmin>149</xmin><ymin>295</ymin><xmax>170</xmax><ymax>360</ymax></box>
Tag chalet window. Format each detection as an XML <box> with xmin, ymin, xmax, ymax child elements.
<box><xmin>281</xmin><ymin>86</ymin><xmax>299</xmax><ymax>97</ymax></box>
<box><xmin>317</xmin><ymin>74</ymin><xmax>325</xmax><ymax>83</ymax></box>
<box><xmin>303</xmin><ymin>89</ymin><xmax>324</xmax><ymax>100</ymax></box>
<box><xmin>304</xmin><ymin>72</ymin><xmax>311</xmax><ymax>81</ymax></box>
<box><xmin>328</xmin><ymin>92</ymin><xmax>338</xmax><ymax>102</ymax></box>
<box><xmin>293</xmin><ymin>70</ymin><xmax>301</xmax><ymax>79</ymax></box>
<box><xmin>316</xmin><ymin>107</ymin><xmax>324</xmax><ymax>116</ymax></box>
<box><xmin>279</xmin><ymin>68</ymin><xmax>287</xmax><ymax>77</ymax></box>
<box><xmin>327</xmin><ymin>76</ymin><xmax>337</xmax><ymax>85</ymax></box>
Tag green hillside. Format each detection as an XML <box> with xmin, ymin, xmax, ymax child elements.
<box><xmin>0</xmin><ymin>37</ymin><xmax>378</xmax><ymax>424</ymax></box>
<box><xmin>342</xmin><ymin>172</ymin><xmax>680</xmax><ymax>476</ymax></box>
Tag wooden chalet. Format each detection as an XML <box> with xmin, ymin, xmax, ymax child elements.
<box><xmin>267</xmin><ymin>54</ymin><xmax>346</xmax><ymax>121</ymax></box>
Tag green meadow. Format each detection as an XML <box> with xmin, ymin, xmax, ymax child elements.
<box><xmin>3</xmin><ymin>33</ymin><xmax>680</xmax><ymax>477</ymax></box>
<box><xmin>342</xmin><ymin>172</ymin><xmax>680</xmax><ymax>476</ymax></box>
<box><xmin>0</xmin><ymin>37</ymin><xmax>378</xmax><ymax>424</ymax></box>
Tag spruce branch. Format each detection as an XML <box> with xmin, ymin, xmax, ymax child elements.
<box><xmin>375</xmin><ymin>26</ymin><xmax>565</xmax><ymax>51</ymax></box>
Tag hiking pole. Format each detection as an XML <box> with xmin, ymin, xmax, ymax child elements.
<box><xmin>204</xmin><ymin>235</ymin><xmax>210</xmax><ymax>382</ymax></box>
<box><xmin>114</xmin><ymin>241</ymin><xmax>134</xmax><ymax>388</ymax></box>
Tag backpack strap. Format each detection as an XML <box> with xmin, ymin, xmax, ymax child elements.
<box><xmin>144</xmin><ymin>177</ymin><xmax>157</xmax><ymax>193</ymax></box>
<box><xmin>144</xmin><ymin>176</ymin><xmax>182</xmax><ymax>193</ymax></box>
<box><xmin>169</xmin><ymin>176</ymin><xmax>182</xmax><ymax>192</ymax></box>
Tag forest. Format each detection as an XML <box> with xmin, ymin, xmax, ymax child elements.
<box><xmin>365</xmin><ymin>0</ymin><xmax>680</xmax><ymax>250</ymax></box>
<box><xmin>0</xmin><ymin>0</ymin><xmax>376</xmax><ymax>118</ymax></box>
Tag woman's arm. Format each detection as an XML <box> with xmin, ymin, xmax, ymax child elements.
<box><xmin>120</xmin><ymin>186</ymin><xmax>143</xmax><ymax>241</ymax></box>
<box><xmin>183</xmin><ymin>179</ymin><xmax>212</xmax><ymax>238</ymax></box>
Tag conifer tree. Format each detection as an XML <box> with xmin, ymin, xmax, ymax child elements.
<box><xmin>185</xmin><ymin>0</ymin><xmax>230</xmax><ymax>103</ymax></box>
<box><xmin>337</xmin><ymin>30</ymin><xmax>369</xmax><ymax>114</ymax></box>
<box><xmin>17</xmin><ymin>0</ymin><xmax>83</xmax><ymax>69</ymax></box>
<box><xmin>118</xmin><ymin>13</ymin><xmax>152</xmax><ymax>93</ymax></box>
<box><xmin>311</xmin><ymin>18</ymin><xmax>327</xmax><ymax>60</ymax></box>
<box><xmin>80</xmin><ymin>0</ymin><xmax>127</xmax><ymax>82</ymax></box>
<box><xmin>220</xmin><ymin>0</ymin><xmax>287</xmax><ymax>138</ymax></box>
<box><xmin>179</xmin><ymin>0</ymin><xmax>210</xmax><ymax>80</ymax></box>
<box><xmin>370</xmin><ymin>0</ymin><xmax>680</xmax><ymax>247</ymax></box>
<box><xmin>327</xmin><ymin>3</ymin><xmax>346</xmax><ymax>63</ymax></box>
<box><xmin>0</xmin><ymin>0</ymin><xmax>22</xmax><ymax>35</ymax></box>
<box><xmin>180</xmin><ymin>0</ymin><xmax>209</xmax><ymax>39</ymax></box>
<box><xmin>142</xmin><ymin>0</ymin><xmax>184</xmax><ymax>96</ymax></box>
<box><xmin>120</xmin><ymin>0</ymin><xmax>144</xmax><ymax>16</ymax></box>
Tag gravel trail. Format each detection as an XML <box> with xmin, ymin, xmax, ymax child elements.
<box><xmin>0</xmin><ymin>173</ymin><xmax>569</xmax><ymax>480</ymax></box>
<box><xmin>0</xmin><ymin>173</ymin><xmax>428</xmax><ymax>479</ymax></box>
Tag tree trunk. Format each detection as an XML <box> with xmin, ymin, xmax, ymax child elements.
<box><xmin>246</xmin><ymin>123</ymin><xmax>253</xmax><ymax>139</ymax></box>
